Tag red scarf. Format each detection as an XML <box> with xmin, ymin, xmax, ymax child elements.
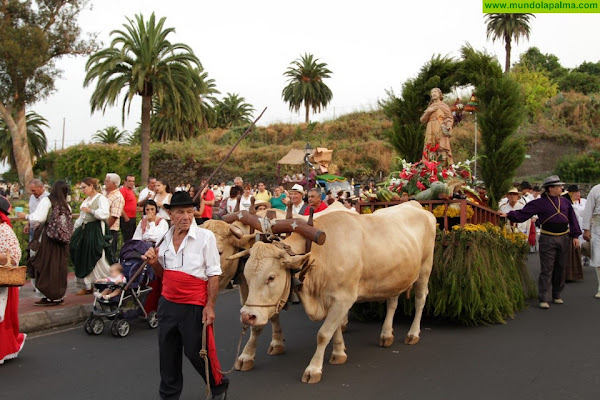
<box><xmin>0</xmin><ymin>212</ymin><xmax>12</xmax><ymax>228</ymax></box>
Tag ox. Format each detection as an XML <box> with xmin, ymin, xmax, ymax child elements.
<box><xmin>229</xmin><ymin>201</ymin><xmax>436</xmax><ymax>383</ymax></box>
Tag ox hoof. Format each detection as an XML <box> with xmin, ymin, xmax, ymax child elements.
<box><xmin>404</xmin><ymin>334</ymin><xmax>420</xmax><ymax>345</ymax></box>
<box><xmin>234</xmin><ymin>358</ymin><xmax>255</xmax><ymax>371</ymax></box>
<box><xmin>329</xmin><ymin>353</ymin><xmax>347</xmax><ymax>365</ymax></box>
<box><xmin>267</xmin><ymin>344</ymin><xmax>285</xmax><ymax>355</ymax></box>
<box><xmin>301</xmin><ymin>368</ymin><xmax>323</xmax><ymax>384</ymax></box>
<box><xmin>379</xmin><ymin>335</ymin><xmax>394</xmax><ymax>347</ymax></box>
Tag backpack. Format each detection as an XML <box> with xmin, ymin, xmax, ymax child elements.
<box><xmin>46</xmin><ymin>202</ymin><xmax>74</xmax><ymax>244</ymax></box>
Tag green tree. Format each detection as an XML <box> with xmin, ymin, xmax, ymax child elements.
<box><xmin>558</xmin><ymin>71</ymin><xmax>600</xmax><ymax>94</ymax></box>
<box><xmin>84</xmin><ymin>13</ymin><xmax>203</xmax><ymax>183</ymax></box>
<box><xmin>516</xmin><ymin>47</ymin><xmax>567</xmax><ymax>80</ymax></box>
<box><xmin>485</xmin><ymin>13</ymin><xmax>535</xmax><ymax>73</ymax></box>
<box><xmin>511</xmin><ymin>65</ymin><xmax>558</xmax><ymax>118</ymax></box>
<box><xmin>282</xmin><ymin>53</ymin><xmax>333</xmax><ymax>123</ymax></box>
<box><xmin>381</xmin><ymin>55</ymin><xmax>462</xmax><ymax>162</ymax></box>
<box><xmin>214</xmin><ymin>93</ymin><xmax>255</xmax><ymax>129</ymax></box>
<box><xmin>0</xmin><ymin>111</ymin><xmax>48</xmax><ymax>170</ymax></box>
<box><xmin>92</xmin><ymin>126</ymin><xmax>129</xmax><ymax>144</ymax></box>
<box><xmin>0</xmin><ymin>0</ymin><xmax>96</xmax><ymax>185</ymax></box>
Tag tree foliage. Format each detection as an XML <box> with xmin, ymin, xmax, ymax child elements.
<box><xmin>214</xmin><ymin>93</ymin><xmax>255</xmax><ymax>129</ymax></box>
<box><xmin>516</xmin><ymin>47</ymin><xmax>567</xmax><ymax>80</ymax></box>
<box><xmin>282</xmin><ymin>53</ymin><xmax>333</xmax><ymax>123</ymax></box>
<box><xmin>555</xmin><ymin>151</ymin><xmax>600</xmax><ymax>182</ymax></box>
<box><xmin>0</xmin><ymin>0</ymin><xmax>96</xmax><ymax>184</ymax></box>
<box><xmin>558</xmin><ymin>71</ymin><xmax>600</xmax><ymax>94</ymax></box>
<box><xmin>84</xmin><ymin>12</ymin><xmax>203</xmax><ymax>183</ymax></box>
<box><xmin>485</xmin><ymin>13</ymin><xmax>534</xmax><ymax>73</ymax></box>
<box><xmin>92</xmin><ymin>126</ymin><xmax>129</xmax><ymax>144</ymax></box>
<box><xmin>0</xmin><ymin>111</ymin><xmax>48</xmax><ymax>169</ymax></box>
<box><xmin>511</xmin><ymin>65</ymin><xmax>558</xmax><ymax>118</ymax></box>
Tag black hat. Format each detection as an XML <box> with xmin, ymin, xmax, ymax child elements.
<box><xmin>519</xmin><ymin>181</ymin><xmax>532</xmax><ymax>190</ymax></box>
<box><xmin>163</xmin><ymin>191</ymin><xmax>196</xmax><ymax>209</ymax></box>
<box><xmin>0</xmin><ymin>195</ymin><xmax>11</xmax><ymax>215</ymax></box>
<box><xmin>567</xmin><ymin>184</ymin><xmax>580</xmax><ymax>192</ymax></box>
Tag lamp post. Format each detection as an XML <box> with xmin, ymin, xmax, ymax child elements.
<box><xmin>304</xmin><ymin>142</ymin><xmax>313</xmax><ymax>192</ymax></box>
<box><xmin>464</xmin><ymin>93</ymin><xmax>479</xmax><ymax>177</ymax></box>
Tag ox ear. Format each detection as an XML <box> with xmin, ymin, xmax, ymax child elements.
<box><xmin>281</xmin><ymin>253</ymin><xmax>311</xmax><ymax>270</ymax></box>
<box><xmin>227</xmin><ymin>248</ymin><xmax>251</xmax><ymax>261</ymax></box>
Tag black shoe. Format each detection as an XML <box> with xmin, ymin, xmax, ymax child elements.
<box><xmin>212</xmin><ymin>390</ymin><xmax>227</xmax><ymax>400</ymax></box>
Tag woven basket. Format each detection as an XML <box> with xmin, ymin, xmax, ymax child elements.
<box><xmin>0</xmin><ymin>254</ymin><xmax>26</xmax><ymax>287</ymax></box>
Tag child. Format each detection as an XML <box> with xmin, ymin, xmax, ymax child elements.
<box><xmin>94</xmin><ymin>263</ymin><xmax>126</xmax><ymax>301</ymax></box>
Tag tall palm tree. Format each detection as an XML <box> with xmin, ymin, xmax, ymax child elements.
<box><xmin>485</xmin><ymin>13</ymin><xmax>534</xmax><ymax>73</ymax></box>
<box><xmin>282</xmin><ymin>53</ymin><xmax>333</xmax><ymax>123</ymax></box>
<box><xmin>84</xmin><ymin>13</ymin><xmax>203</xmax><ymax>183</ymax></box>
<box><xmin>215</xmin><ymin>93</ymin><xmax>255</xmax><ymax>129</ymax></box>
<box><xmin>0</xmin><ymin>111</ymin><xmax>48</xmax><ymax>170</ymax></box>
<box><xmin>92</xmin><ymin>126</ymin><xmax>129</xmax><ymax>144</ymax></box>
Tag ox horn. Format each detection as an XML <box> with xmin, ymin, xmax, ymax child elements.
<box><xmin>227</xmin><ymin>248</ymin><xmax>251</xmax><ymax>261</ymax></box>
<box><xmin>229</xmin><ymin>225</ymin><xmax>245</xmax><ymax>240</ymax></box>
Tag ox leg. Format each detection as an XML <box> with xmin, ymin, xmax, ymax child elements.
<box><xmin>302</xmin><ymin>301</ymin><xmax>352</xmax><ymax>384</ymax></box>
<box><xmin>328</xmin><ymin>325</ymin><xmax>347</xmax><ymax>365</ymax></box>
<box><xmin>379</xmin><ymin>296</ymin><xmax>399</xmax><ymax>347</ymax></box>
<box><xmin>341</xmin><ymin>313</ymin><xmax>349</xmax><ymax>333</ymax></box>
<box><xmin>267</xmin><ymin>313</ymin><xmax>285</xmax><ymax>355</ymax></box>
<box><xmin>405</xmin><ymin>257</ymin><xmax>433</xmax><ymax>345</ymax></box>
<box><xmin>235</xmin><ymin>324</ymin><xmax>264</xmax><ymax>371</ymax></box>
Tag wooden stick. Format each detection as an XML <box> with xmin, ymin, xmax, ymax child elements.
<box><xmin>193</xmin><ymin>107</ymin><xmax>267</xmax><ymax>203</ymax></box>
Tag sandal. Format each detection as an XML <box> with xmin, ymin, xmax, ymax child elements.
<box><xmin>34</xmin><ymin>298</ymin><xmax>55</xmax><ymax>307</ymax></box>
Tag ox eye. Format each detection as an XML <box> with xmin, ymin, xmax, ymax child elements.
<box><xmin>267</xmin><ymin>275</ymin><xmax>275</xmax><ymax>283</ymax></box>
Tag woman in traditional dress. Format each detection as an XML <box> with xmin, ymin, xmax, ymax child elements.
<box><xmin>20</xmin><ymin>180</ymin><xmax>71</xmax><ymax>305</ymax></box>
<box><xmin>0</xmin><ymin>195</ymin><xmax>26</xmax><ymax>364</ymax></box>
<box><xmin>153</xmin><ymin>179</ymin><xmax>172</xmax><ymax>222</ymax></box>
<box><xmin>70</xmin><ymin>177</ymin><xmax>112</xmax><ymax>295</ymax></box>
<box><xmin>132</xmin><ymin>200</ymin><xmax>169</xmax><ymax>244</ymax></box>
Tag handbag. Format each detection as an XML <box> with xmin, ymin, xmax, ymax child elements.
<box><xmin>0</xmin><ymin>253</ymin><xmax>26</xmax><ymax>287</ymax></box>
<box><xmin>46</xmin><ymin>202</ymin><xmax>73</xmax><ymax>244</ymax></box>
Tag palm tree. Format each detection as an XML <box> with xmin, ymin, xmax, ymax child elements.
<box><xmin>214</xmin><ymin>93</ymin><xmax>255</xmax><ymax>129</ymax></box>
<box><xmin>92</xmin><ymin>126</ymin><xmax>129</xmax><ymax>144</ymax></box>
<box><xmin>282</xmin><ymin>53</ymin><xmax>333</xmax><ymax>123</ymax></box>
<box><xmin>84</xmin><ymin>13</ymin><xmax>203</xmax><ymax>183</ymax></box>
<box><xmin>0</xmin><ymin>111</ymin><xmax>48</xmax><ymax>170</ymax></box>
<box><xmin>485</xmin><ymin>13</ymin><xmax>535</xmax><ymax>73</ymax></box>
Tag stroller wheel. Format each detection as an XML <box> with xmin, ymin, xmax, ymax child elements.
<box><xmin>147</xmin><ymin>310</ymin><xmax>159</xmax><ymax>329</ymax></box>
<box><xmin>111</xmin><ymin>319</ymin><xmax>130</xmax><ymax>337</ymax></box>
<box><xmin>84</xmin><ymin>316</ymin><xmax>94</xmax><ymax>335</ymax></box>
<box><xmin>90</xmin><ymin>318</ymin><xmax>104</xmax><ymax>335</ymax></box>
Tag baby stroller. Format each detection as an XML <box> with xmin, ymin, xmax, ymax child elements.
<box><xmin>84</xmin><ymin>240</ymin><xmax>157</xmax><ymax>337</ymax></box>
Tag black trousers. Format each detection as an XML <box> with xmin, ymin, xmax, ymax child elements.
<box><xmin>110</xmin><ymin>230</ymin><xmax>119</xmax><ymax>259</ymax></box>
<box><xmin>158</xmin><ymin>297</ymin><xmax>228</xmax><ymax>399</ymax></box>
<box><xmin>120</xmin><ymin>217</ymin><xmax>137</xmax><ymax>242</ymax></box>
<box><xmin>538</xmin><ymin>234</ymin><xmax>570</xmax><ymax>302</ymax></box>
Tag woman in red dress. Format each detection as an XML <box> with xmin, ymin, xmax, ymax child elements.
<box><xmin>0</xmin><ymin>195</ymin><xmax>25</xmax><ymax>365</ymax></box>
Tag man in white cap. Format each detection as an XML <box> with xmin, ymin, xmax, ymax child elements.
<box><xmin>582</xmin><ymin>182</ymin><xmax>600</xmax><ymax>298</ymax></box>
<box><xmin>501</xmin><ymin>175</ymin><xmax>581</xmax><ymax>309</ymax></box>
<box><xmin>282</xmin><ymin>184</ymin><xmax>308</xmax><ymax>215</ymax></box>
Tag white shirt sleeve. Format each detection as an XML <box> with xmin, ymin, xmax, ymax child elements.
<box><xmin>93</xmin><ymin>195</ymin><xmax>110</xmax><ymax>220</ymax></box>
<box><xmin>582</xmin><ymin>186</ymin><xmax>598</xmax><ymax>230</ymax></box>
<box><xmin>143</xmin><ymin>219</ymin><xmax>169</xmax><ymax>243</ymax></box>
<box><xmin>138</xmin><ymin>188</ymin><xmax>149</xmax><ymax>203</ymax></box>
<box><xmin>28</xmin><ymin>197</ymin><xmax>52</xmax><ymax>224</ymax></box>
<box><xmin>132</xmin><ymin>220</ymin><xmax>143</xmax><ymax>241</ymax></box>
<box><xmin>203</xmin><ymin>231</ymin><xmax>222</xmax><ymax>277</ymax></box>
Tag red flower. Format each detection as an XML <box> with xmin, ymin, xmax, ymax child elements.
<box><xmin>429</xmin><ymin>175</ymin><xmax>438</xmax><ymax>183</ymax></box>
<box><xmin>460</xmin><ymin>170</ymin><xmax>470</xmax><ymax>179</ymax></box>
<box><xmin>400</xmin><ymin>171</ymin><xmax>408</xmax><ymax>179</ymax></box>
<box><xmin>416</xmin><ymin>181</ymin><xmax>426</xmax><ymax>191</ymax></box>
<box><xmin>441</xmin><ymin>169</ymin><xmax>449</xmax><ymax>179</ymax></box>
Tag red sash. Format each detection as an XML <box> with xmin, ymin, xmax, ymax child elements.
<box><xmin>162</xmin><ymin>270</ymin><xmax>223</xmax><ymax>384</ymax></box>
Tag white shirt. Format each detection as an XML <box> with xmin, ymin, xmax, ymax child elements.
<box><xmin>500</xmin><ymin>201</ymin><xmax>529</xmax><ymax>234</ymax></box>
<box><xmin>226</xmin><ymin>197</ymin><xmax>238</xmax><ymax>214</ymax></box>
<box><xmin>157</xmin><ymin>222</ymin><xmax>222</xmax><ymax>280</ymax></box>
<box><xmin>138</xmin><ymin>187</ymin><xmax>155</xmax><ymax>204</ymax></box>
<box><xmin>240</xmin><ymin>195</ymin><xmax>252</xmax><ymax>211</ymax></box>
<box><xmin>154</xmin><ymin>193</ymin><xmax>172</xmax><ymax>220</ymax></box>
<box><xmin>292</xmin><ymin>201</ymin><xmax>306</xmax><ymax>215</ymax></box>
<box><xmin>132</xmin><ymin>217</ymin><xmax>169</xmax><ymax>243</ymax></box>
<box><xmin>29</xmin><ymin>191</ymin><xmax>49</xmax><ymax>228</ymax></box>
<box><xmin>582</xmin><ymin>184</ymin><xmax>600</xmax><ymax>230</ymax></box>
<box><xmin>74</xmin><ymin>193</ymin><xmax>110</xmax><ymax>229</ymax></box>
<box><xmin>28</xmin><ymin>197</ymin><xmax>71</xmax><ymax>226</ymax></box>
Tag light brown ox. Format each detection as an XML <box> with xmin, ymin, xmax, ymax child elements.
<box><xmin>202</xmin><ymin>203</ymin><xmax>353</xmax><ymax>359</ymax></box>
<box><xmin>229</xmin><ymin>201</ymin><xmax>436</xmax><ymax>383</ymax></box>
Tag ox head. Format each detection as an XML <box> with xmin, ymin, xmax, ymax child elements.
<box><xmin>232</xmin><ymin>241</ymin><xmax>311</xmax><ymax>326</ymax></box>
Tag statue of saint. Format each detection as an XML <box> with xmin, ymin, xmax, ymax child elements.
<box><xmin>420</xmin><ymin>88</ymin><xmax>454</xmax><ymax>166</ymax></box>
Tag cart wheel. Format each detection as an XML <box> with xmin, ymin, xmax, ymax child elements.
<box><xmin>147</xmin><ymin>310</ymin><xmax>158</xmax><ymax>329</ymax></box>
<box><xmin>114</xmin><ymin>319</ymin><xmax>130</xmax><ymax>337</ymax></box>
<box><xmin>84</xmin><ymin>316</ymin><xmax>94</xmax><ymax>335</ymax></box>
<box><xmin>91</xmin><ymin>318</ymin><xmax>104</xmax><ymax>335</ymax></box>
<box><xmin>110</xmin><ymin>319</ymin><xmax>119</xmax><ymax>337</ymax></box>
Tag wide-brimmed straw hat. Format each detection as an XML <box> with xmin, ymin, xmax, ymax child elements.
<box><xmin>541</xmin><ymin>175</ymin><xmax>565</xmax><ymax>188</ymax></box>
<box><xmin>507</xmin><ymin>187</ymin><xmax>520</xmax><ymax>195</ymax></box>
<box><xmin>289</xmin><ymin>184</ymin><xmax>305</xmax><ymax>195</ymax></box>
<box><xmin>254</xmin><ymin>200</ymin><xmax>271</xmax><ymax>209</ymax></box>
<box><xmin>164</xmin><ymin>191</ymin><xmax>196</xmax><ymax>209</ymax></box>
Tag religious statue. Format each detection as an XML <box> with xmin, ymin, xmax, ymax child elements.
<box><xmin>420</xmin><ymin>88</ymin><xmax>454</xmax><ymax>166</ymax></box>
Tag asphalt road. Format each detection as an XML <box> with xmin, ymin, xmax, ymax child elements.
<box><xmin>2</xmin><ymin>256</ymin><xmax>600</xmax><ymax>400</ymax></box>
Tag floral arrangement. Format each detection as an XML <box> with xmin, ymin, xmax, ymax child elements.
<box><xmin>430</xmin><ymin>204</ymin><xmax>475</xmax><ymax>219</ymax></box>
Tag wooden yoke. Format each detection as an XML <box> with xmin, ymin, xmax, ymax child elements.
<box><xmin>305</xmin><ymin>207</ymin><xmax>315</xmax><ymax>253</ymax></box>
<box><xmin>222</xmin><ymin>210</ymin><xmax>326</xmax><ymax>245</ymax></box>
<box><xmin>234</xmin><ymin>196</ymin><xmax>242</xmax><ymax>213</ymax></box>
<box><xmin>248</xmin><ymin>197</ymin><xmax>256</xmax><ymax>234</ymax></box>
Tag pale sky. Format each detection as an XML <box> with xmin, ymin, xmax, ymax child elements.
<box><xmin>30</xmin><ymin>0</ymin><xmax>600</xmax><ymax>151</ymax></box>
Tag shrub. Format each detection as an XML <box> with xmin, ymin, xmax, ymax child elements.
<box><xmin>511</xmin><ymin>65</ymin><xmax>558</xmax><ymax>118</ymax></box>
<box><xmin>555</xmin><ymin>151</ymin><xmax>600</xmax><ymax>183</ymax></box>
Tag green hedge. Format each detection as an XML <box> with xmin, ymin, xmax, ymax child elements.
<box><xmin>555</xmin><ymin>151</ymin><xmax>600</xmax><ymax>183</ymax></box>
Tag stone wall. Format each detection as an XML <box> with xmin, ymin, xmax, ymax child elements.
<box><xmin>516</xmin><ymin>138</ymin><xmax>585</xmax><ymax>178</ymax></box>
